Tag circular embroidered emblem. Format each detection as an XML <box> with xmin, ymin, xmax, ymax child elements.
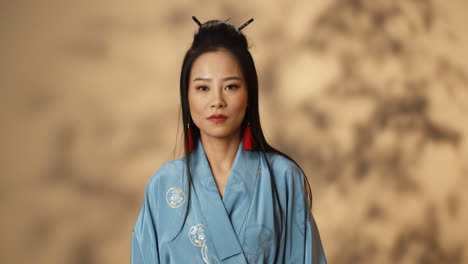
<box><xmin>243</xmin><ymin>224</ymin><xmax>274</xmax><ymax>262</ymax></box>
<box><xmin>166</xmin><ymin>188</ymin><xmax>185</xmax><ymax>208</ymax></box>
<box><xmin>189</xmin><ymin>224</ymin><xmax>206</xmax><ymax>247</ymax></box>
<box><xmin>201</xmin><ymin>244</ymin><xmax>211</xmax><ymax>264</ymax></box>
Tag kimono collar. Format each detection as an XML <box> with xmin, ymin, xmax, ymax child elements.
<box><xmin>189</xmin><ymin>139</ymin><xmax>260</xmax><ymax>262</ymax></box>
<box><xmin>190</xmin><ymin>139</ymin><xmax>260</xmax><ymax>202</ymax></box>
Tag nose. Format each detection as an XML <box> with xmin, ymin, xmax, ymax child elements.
<box><xmin>211</xmin><ymin>88</ymin><xmax>226</xmax><ymax>109</ymax></box>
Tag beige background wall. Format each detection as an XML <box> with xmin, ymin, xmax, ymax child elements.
<box><xmin>1</xmin><ymin>0</ymin><xmax>467</xmax><ymax>263</ymax></box>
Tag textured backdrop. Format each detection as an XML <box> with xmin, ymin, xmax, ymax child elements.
<box><xmin>1</xmin><ymin>0</ymin><xmax>468</xmax><ymax>263</ymax></box>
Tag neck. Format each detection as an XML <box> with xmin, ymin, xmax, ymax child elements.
<box><xmin>200</xmin><ymin>132</ymin><xmax>241</xmax><ymax>173</ymax></box>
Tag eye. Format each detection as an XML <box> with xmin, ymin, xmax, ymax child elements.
<box><xmin>197</xmin><ymin>86</ymin><xmax>209</xmax><ymax>91</ymax></box>
<box><xmin>225</xmin><ymin>84</ymin><xmax>239</xmax><ymax>90</ymax></box>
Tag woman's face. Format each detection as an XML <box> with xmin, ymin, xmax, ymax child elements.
<box><xmin>188</xmin><ymin>50</ymin><xmax>248</xmax><ymax>142</ymax></box>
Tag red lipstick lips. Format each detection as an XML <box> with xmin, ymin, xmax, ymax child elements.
<box><xmin>208</xmin><ymin>114</ymin><xmax>227</xmax><ymax>123</ymax></box>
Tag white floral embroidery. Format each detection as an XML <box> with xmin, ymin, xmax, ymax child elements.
<box><xmin>189</xmin><ymin>224</ymin><xmax>206</xmax><ymax>247</ymax></box>
<box><xmin>166</xmin><ymin>188</ymin><xmax>185</xmax><ymax>208</ymax></box>
<box><xmin>201</xmin><ymin>244</ymin><xmax>211</xmax><ymax>264</ymax></box>
<box><xmin>189</xmin><ymin>224</ymin><xmax>211</xmax><ymax>264</ymax></box>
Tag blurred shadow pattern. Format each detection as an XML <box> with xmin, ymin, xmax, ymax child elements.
<box><xmin>1</xmin><ymin>0</ymin><xmax>467</xmax><ymax>263</ymax></box>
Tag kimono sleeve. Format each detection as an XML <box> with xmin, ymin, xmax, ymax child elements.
<box><xmin>131</xmin><ymin>177</ymin><xmax>160</xmax><ymax>264</ymax></box>
<box><xmin>284</xmin><ymin>165</ymin><xmax>327</xmax><ymax>264</ymax></box>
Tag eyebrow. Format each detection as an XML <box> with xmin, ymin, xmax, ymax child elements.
<box><xmin>192</xmin><ymin>76</ymin><xmax>242</xmax><ymax>82</ymax></box>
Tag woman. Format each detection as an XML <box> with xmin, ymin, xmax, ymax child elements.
<box><xmin>131</xmin><ymin>17</ymin><xmax>327</xmax><ymax>264</ymax></box>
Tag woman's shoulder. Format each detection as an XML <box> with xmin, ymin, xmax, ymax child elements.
<box><xmin>141</xmin><ymin>158</ymin><xmax>189</xmax><ymax>239</ymax></box>
<box><xmin>265</xmin><ymin>151</ymin><xmax>302</xmax><ymax>174</ymax></box>
<box><xmin>262</xmin><ymin>151</ymin><xmax>308</xmax><ymax>199</ymax></box>
<box><xmin>146</xmin><ymin>157</ymin><xmax>186</xmax><ymax>191</ymax></box>
<box><xmin>264</xmin><ymin>151</ymin><xmax>305</xmax><ymax>183</ymax></box>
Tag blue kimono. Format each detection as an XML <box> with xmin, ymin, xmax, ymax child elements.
<box><xmin>131</xmin><ymin>140</ymin><xmax>327</xmax><ymax>264</ymax></box>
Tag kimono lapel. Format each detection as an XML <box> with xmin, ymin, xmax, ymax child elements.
<box><xmin>190</xmin><ymin>140</ymin><xmax>248</xmax><ymax>263</ymax></box>
<box><xmin>222</xmin><ymin>141</ymin><xmax>261</xmax><ymax>235</ymax></box>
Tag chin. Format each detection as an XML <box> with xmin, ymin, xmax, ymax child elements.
<box><xmin>200</xmin><ymin>128</ymin><xmax>241</xmax><ymax>140</ymax></box>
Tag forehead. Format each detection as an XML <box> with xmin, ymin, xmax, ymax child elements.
<box><xmin>190</xmin><ymin>50</ymin><xmax>243</xmax><ymax>79</ymax></box>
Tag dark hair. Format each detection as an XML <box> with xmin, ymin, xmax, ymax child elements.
<box><xmin>179</xmin><ymin>19</ymin><xmax>314</xmax><ymax>260</ymax></box>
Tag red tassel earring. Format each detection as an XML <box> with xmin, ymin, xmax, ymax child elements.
<box><xmin>243</xmin><ymin>123</ymin><xmax>253</xmax><ymax>150</ymax></box>
<box><xmin>187</xmin><ymin>122</ymin><xmax>194</xmax><ymax>152</ymax></box>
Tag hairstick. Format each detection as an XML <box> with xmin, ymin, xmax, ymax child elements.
<box><xmin>192</xmin><ymin>16</ymin><xmax>254</xmax><ymax>31</ymax></box>
<box><xmin>238</xmin><ymin>18</ymin><xmax>254</xmax><ymax>31</ymax></box>
<box><xmin>192</xmin><ymin>16</ymin><xmax>202</xmax><ymax>27</ymax></box>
